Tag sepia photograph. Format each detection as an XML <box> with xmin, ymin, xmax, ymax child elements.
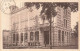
<box><xmin>1</xmin><ymin>0</ymin><xmax>79</xmax><ymax>49</ymax></box>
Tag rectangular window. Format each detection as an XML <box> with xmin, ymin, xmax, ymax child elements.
<box><xmin>65</xmin><ymin>32</ymin><xmax>66</xmax><ymax>35</ymax></box>
<box><xmin>30</xmin><ymin>32</ymin><xmax>34</xmax><ymax>41</ymax></box>
<box><xmin>64</xmin><ymin>19</ymin><xmax>65</xmax><ymax>27</ymax></box>
<box><xmin>69</xmin><ymin>32</ymin><xmax>70</xmax><ymax>43</ymax></box>
<box><xmin>62</xmin><ymin>31</ymin><xmax>64</xmax><ymax>43</ymax></box>
<box><xmin>67</xmin><ymin>32</ymin><xmax>68</xmax><ymax>43</ymax></box>
<box><xmin>64</xmin><ymin>9</ymin><xmax>66</xmax><ymax>17</ymax></box>
<box><xmin>66</xmin><ymin>9</ymin><xmax>67</xmax><ymax>16</ymax></box>
<box><xmin>66</xmin><ymin>20</ymin><xmax>67</xmax><ymax>28</ymax></box>
<box><xmin>35</xmin><ymin>31</ymin><xmax>39</xmax><ymax>41</ymax></box>
<box><xmin>58</xmin><ymin>30</ymin><xmax>61</xmax><ymax>42</ymax></box>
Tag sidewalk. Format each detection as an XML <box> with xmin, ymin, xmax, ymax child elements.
<box><xmin>3</xmin><ymin>45</ymin><xmax>78</xmax><ymax>49</ymax></box>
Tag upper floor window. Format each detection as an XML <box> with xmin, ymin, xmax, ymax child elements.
<box><xmin>64</xmin><ymin>19</ymin><xmax>65</xmax><ymax>27</ymax></box>
<box><xmin>66</xmin><ymin>20</ymin><xmax>67</xmax><ymax>28</ymax></box>
<box><xmin>64</xmin><ymin>19</ymin><xmax>67</xmax><ymax>28</ymax></box>
<box><xmin>65</xmin><ymin>32</ymin><xmax>66</xmax><ymax>36</ymax></box>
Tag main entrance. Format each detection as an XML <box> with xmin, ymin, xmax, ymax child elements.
<box><xmin>44</xmin><ymin>31</ymin><xmax>49</xmax><ymax>45</ymax></box>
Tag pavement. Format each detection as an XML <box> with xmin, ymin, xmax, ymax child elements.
<box><xmin>3</xmin><ymin>45</ymin><xmax>78</xmax><ymax>49</ymax></box>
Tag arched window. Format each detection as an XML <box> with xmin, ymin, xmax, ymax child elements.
<box><xmin>25</xmin><ymin>33</ymin><xmax>27</xmax><ymax>40</ymax></box>
<box><xmin>30</xmin><ymin>32</ymin><xmax>34</xmax><ymax>41</ymax></box>
<box><xmin>35</xmin><ymin>31</ymin><xmax>39</xmax><ymax>41</ymax></box>
<box><xmin>13</xmin><ymin>34</ymin><xmax>15</xmax><ymax>43</ymax></box>
<box><xmin>16</xmin><ymin>33</ymin><xmax>19</xmax><ymax>41</ymax></box>
<box><xmin>21</xmin><ymin>33</ymin><xmax>23</xmax><ymax>43</ymax></box>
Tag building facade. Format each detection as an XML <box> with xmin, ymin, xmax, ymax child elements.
<box><xmin>10</xmin><ymin>5</ymin><xmax>72</xmax><ymax>47</ymax></box>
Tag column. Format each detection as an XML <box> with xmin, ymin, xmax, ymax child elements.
<box><xmin>51</xmin><ymin>27</ymin><xmax>53</xmax><ymax>46</ymax></box>
<box><xmin>67</xmin><ymin>32</ymin><xmax>69</xmax><ymax>45</ymax></box>
<box><xmin>15</xmin><ymin>33</ymin><xmax>17</xmax><ymax>45</ymax></box>
<box><xmin>19</xmin><ymin>32</ymin><xmax>21</xmax><ymax>46</ymax></box>
<box><xmin>61</xmin><ymin>30</ymin><xmax>62</xmax><ymax>46</ymax></box>
<box><xmin>33</xmin><ymin>31</ymin><xmax>35</xmax><ymax>42</ymax></box>
<box><xmin>68</xmin><ymin>32</ymin><xmax>70</xmax><ymax>45</ymax></box>
<box><xmin>39</xmin><ymin>29</ymin><xmax>44</xmax><ymax>47</ymax></box>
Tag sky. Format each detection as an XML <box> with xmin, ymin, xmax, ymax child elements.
<box><xmin>71</xmin><ymin>12</ymin><xmax>78</xmax><ymax>29</ymax></box>
<box><xmin>1</xmin><ymin>0</ymin><xmax>79</xmax><ymax>30</ymax></box>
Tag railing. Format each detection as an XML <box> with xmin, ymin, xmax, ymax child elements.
<box><xmin>39</xmin><ymin>23</ymin><xmax>50</xmax><ymax>27</ymax></box>
<box><xmin>28</xmin><ymin>42</ymin><xmax>40</xmax><ymax>46</ymax></box>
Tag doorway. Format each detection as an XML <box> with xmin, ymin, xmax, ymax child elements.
<box><xmin>44</xmin><ymin>31</ymin><xmax>49</xmax><ymax>45</ymax></box>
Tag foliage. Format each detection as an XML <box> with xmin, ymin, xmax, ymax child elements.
<box><xmin>56</xmin><ymin>2</ymin><xmax>78</xmax><ymax>12</ymax></box>
<box><xmin>24</xmin><ymin>2</ymin><xmax>78</xmax><ymax>19</ymax></box>
<box><xmin>24</xmin><ymin>2</ymin><xmax>40</xmax><ymax>9</ymax></box>
<box><xmin>24</xmin><ymin>2</ymin><xmax>78</xmax><ymax>49</ymax></box>
<box><xmin>74</xmin><ymin>22</ymin><xmax>78</xmax><ymax>38</ymax></box>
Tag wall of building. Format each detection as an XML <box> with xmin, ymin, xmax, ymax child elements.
<box><xmin>10</xmin><ymin>6</ymin><xmax>72</xmax><ymax>47</ymax></box>
<box><xmin>52</xmin><ymin>6</ymin><xmax>71</xmax><ymax>46</ymax></box>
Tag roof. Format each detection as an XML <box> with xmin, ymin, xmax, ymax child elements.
<box><xmin>11</xmin><ymin>6</ymin><xmax>27</xmax><ymax>14</ymax></box>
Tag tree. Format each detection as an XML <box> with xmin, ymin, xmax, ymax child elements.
<box><xmin>24</xmin><ymin>2</ymin><xmax>40</xmax><ymax>10</ymax></box>
<box><xmin>40</xmin><ymin>3</ymin><xmax>57</xmax><ymax>49</ymax></box>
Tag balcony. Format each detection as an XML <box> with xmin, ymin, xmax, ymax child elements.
<box><xmin>39</xmin><ymin>23</ymin><xmax>50</xmax><ymax>28</ymax></box>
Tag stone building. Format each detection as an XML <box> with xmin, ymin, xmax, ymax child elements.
<box><xmin>10</xmin><ymin>5</ymin><xmax>72</xmax><ymax>47</ymax></box>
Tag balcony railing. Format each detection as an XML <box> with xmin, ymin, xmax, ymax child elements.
<box><xmin>39</xmin><ymin>23</ymin><xmax>50</xmax><ymax>27</ymax></box>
